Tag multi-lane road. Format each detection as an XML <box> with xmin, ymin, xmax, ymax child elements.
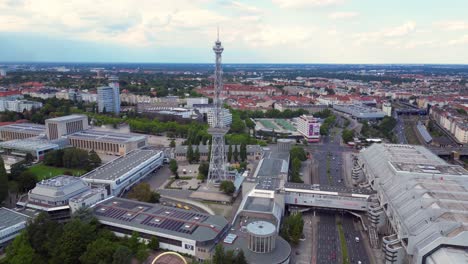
<box><xmin>304</xmin><ymin>117</ymin><xmax>371</xmax><ymax>264</ymax></box>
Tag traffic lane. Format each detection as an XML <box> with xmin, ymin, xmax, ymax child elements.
<box><xmin>342</xmin><ymin>217</ymin><xmax>370</xmax><ymax>264</ymax></box>
<box><xmin>317</xmin><ymin>214</ymin><xmax>339</xmax><ymax>264</ymax></box>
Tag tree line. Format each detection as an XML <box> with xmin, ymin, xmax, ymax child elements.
<box><xmin>5</xmin><ymin>211</ymin><xmax>159</xmax><ymax>264</ymax></box>
<box><xmin>289</xmin><ymin>146</ymin><xmax>307</xmax><ymax>183</ymax></box>
<box><xmin>44</xmin><ymin>148</ymin><xmax>101</xmax><ymax>171</ymax></box>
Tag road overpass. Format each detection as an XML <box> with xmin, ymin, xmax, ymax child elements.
<box><xmin>427</xmin><ymin>146</ymin><xmax>468</xmax><ymax>156</ymax></box>
<box><xmin>283</xmin><ymin>183</ymin><xmax>374</xmax><ymax>212</ymax></box>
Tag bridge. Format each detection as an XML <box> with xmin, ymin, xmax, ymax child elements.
<box><xmin>283</xmin><ymin>183</ymin><xmax>374</xmax><ymax>212</ymax></box>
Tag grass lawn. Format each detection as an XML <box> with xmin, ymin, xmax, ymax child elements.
<box><xmin>27</xmin><ymin>164</ymin><xmax>86</xmax><ymax>180</ymax></box>
<box><xmin>404</xmin><ymin>121</ymin><xmax>422</xmax><ymax>145</ymax></box>
<box><xmin>337</xmin><ymin>222</ymin><xmax>350</xmax><ymax>264</ymax></box>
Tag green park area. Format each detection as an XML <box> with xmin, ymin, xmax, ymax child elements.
<box><xmin>27</xmin><ymin>164</ymin><xmax>86</xmax><ymax>180</ymax></box>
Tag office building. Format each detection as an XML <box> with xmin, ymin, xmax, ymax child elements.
<box><xmin>359</xmin><ymin>144</ymin><xmax>468</xmax><ymax>264</ymax></box>
<box><xmin>92</xmin><ymin>197</ymin><xmax>230</xmax><ymax>260</ymax></box>
<box><xmin>296</xmin><ymin>115</ymin><xmax>321</xmax><ymax>142</ymax></box>
<box><xmin>97</xmin><ymin>76</ymin><xmax>120</xmax><ymax>114</ymax></box>
<box><xmin>0</xmin><ymin>208</ymin><xmax>30</xmax><ymax>249</ymax></box>
<box><xmin>207</xmin><ymin>108</ymin><xmax>232</xmax><ymax>128</ymax></box>
<box><xmin>67</xmin><ymin>130</ymin><xmax>147</xmax><ymax>156</ymax></box>
<box><xmin>45</xmin><ymin>114</ymin><xmax>88</xmax><ymax>140</ymax></box>
<box><xmin>0</xmin><ymin>123</ymin><xmax>45</xmax><ymax>141</ymax></box>
<box><xmin>81</xmin><ymin>149</ymin><xmax>164</xmax><ymax>196</ymax></box>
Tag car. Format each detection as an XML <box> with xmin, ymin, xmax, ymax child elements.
<box><xmin>355</xmin><ymin>237</ymin><xmax>360</xmax><ymax>243</ymax></box>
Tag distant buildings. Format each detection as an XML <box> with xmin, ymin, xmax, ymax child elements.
<box><xmin>296</xmin><ymin>115</ymin><xmax>321</xmax><ymax>142</ymax></box>
<box><xmin>333</xmin><ymin>104</ymin><xmax>386</xmax><ymax>120</ymax></box>
<box><xmin>382</xmin><ymin>102</ymin><xmax>392</xmax><ymax>116</ymax></box>
<box><xmin>98</xmin><ymin>76</ymin><xmax>120</xmax><ymax>114</ymax></box>
<box><xmin>430</xmin><ymin>106</ymin><xmax>468</xmax><ymax>144</ymax></box>
<box><xmin>0</xmin><ymin>123</ymin><xmax>45</xmax><ymax>141</ymax></box>
<box><xmin>207</xmin><ymin>108</ymin><xmax>232</xmax><ymax>128</ymax></box>
<box><xmin>0</xmin><ymin>208</ymin><xmax>30</xmax><ymax>249</ymax></box>
<box><xmin>0</xmin><ymin>100</ymin><xmax>42</xmax><ymax>113</ymax></box>
<box><xmin>186</xmin><ymin>97</ymin><xmax>208</xmax><ymax>108</ymax></box>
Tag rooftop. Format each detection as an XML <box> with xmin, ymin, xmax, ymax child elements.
<box><xmin>81</xmin><ymin>149</ymin><xmax>162</xmax><ymax>182</ymax></box>
<box><xmin>243</xmin><ymin>197</ymin><xmax>274</xmax><ymax>213</ymax></box>
<box><xmin>67</xmin><ymin>129</ymin><xmax>146</xmax><ymax>143</ymax></box>
<box><xmin>0</xmin><ymin>123</ymin><xmax>45</xmax><ymax>133</ymax></box>
<box><xmin>46</xmin><ymin>114</ymin><xmax>87</xmax><ymax>122</ymax></box>
<box><xmin>93</xmin><ymin>197</ymin><xmax>228</xmax><ymax>242</ymax></box>
<box><xmin>0</xmin><ymin>207</ymin><xmax>30</xmax><ymax>230</ymax></box>
<box><xmin>284</xmin><ymin>182</ymin><xmax>375</xmax><ymax>195</ymax></box>
<box><xmin>0</xmin><ymin>138</ymin><xmax>59</xmax><ymax>152</ymax></box>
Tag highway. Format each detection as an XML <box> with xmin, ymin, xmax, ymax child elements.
<box><xmin>305</xmin><ymin>116</ymin><xmax>371</xmax><ymax>264</ymax></box>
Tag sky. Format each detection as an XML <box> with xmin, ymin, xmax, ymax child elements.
<box><xmin>1</xmin><ymin>0</ymin><xmax>468</xmax><ymax>64</ymax></box>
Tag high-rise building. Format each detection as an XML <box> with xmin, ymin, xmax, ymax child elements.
<box><xmin>45</xmin><ymin>114</ymin><xmax>88</xmax><ymax>140</ymax></box>
<box><xmin>382</xmin><ymin>102</ymin><xmax>392</xmax><ymax>116</ymax></box>
<box><xmin>297</xmin><ymin>115</ymin><xmax>321</xmax><ymax>142</ymax></box>
<box><xmin>97</xmin><ymin>76</ymin><xmax>120</xmax><ymax>114</ymax></box>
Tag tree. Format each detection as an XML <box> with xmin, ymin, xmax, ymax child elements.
<box><xmin>194</xmin><ymin>146</ymin><xmax>200</xmax><ymax>163</ymax></box>
<box><xmin>240</xmin><ymin>143</ymin><xmax>247</xmax><ymax>162</ymax></box>
<box><xmin>234</xmin><ymin>250</ymin><xmax>248</xmax><ymax>264</ymax></box>
<box><xmin>227</xmin><ymin>144</ymin><xmax>233</xmax><ymax>162</ymax></box>
<box><xmin>148</xmin><ymin>237</ymin><xmax>159</xmax><ymax>251</ymax></box>
<box><xmin>233</xmin><ymin>145</ymin><xmax>239</xmax><ymax>162</ymax></box>
<box><xmin>79</xmin><ymin>238</ymin><xmax>117</xmax><ymax>264</ymax></box>
<box><xmin>213</xmin><ymin>244</ymin><xmax>225</xmax><ymax>264</ymax></box>
<box><xmin>136</xmin><ymin>246</ymin><xmax>149</xmax><ymax>263</ymax></box>
<box><xmin>17</xmin><ymin>171</ymin><xmax>37</xmax><ymax>193</ymax></box>
<box><xmin>6</xmin><ymin>232</ymin><xmax>38</xmax><ymax>264</ymax></box>
<box><xmin>169</xmin><ymin>159</ymin><xmax>178</xmax><ymax>178</ymax></box>
<box><xmin>187</xmin><ymin>144</ymin><xmax>194</xmax><ymax>163</ymax></box>
<box><xmin>198</xmin><ymin>162</ymin><xmax>209</xmax><ymax>180</ymax></box>
<box><xmin>219</xmin><ymin>180</ymin><xmax>235</xmax><ymax>195</ymax></box>
<box><xmin>102</xmin><ymin>106</ymin><xmax>107</xmax><ymax>114</ymax></box>
<box><xmin>342</xmin><ymin>129</ymin><xmax>355</xmax><ymax>143</ymax></box>
<box><xmin>128</xmin><ymin>183</ymin><xmax>160</xmax><ymax>203</ymax></box>
<box><xmin>88</xmin><ymin>150</ymin><xmax>101</xmax><ymax>169</ymax></box>
<box><xmin>112</xmin><ymin>246</ymin><xmax>132</xmax><ymax>264</ymax></box>
<box><xmin>0</xmin><ymin>157</ymin><xmax>9</xmax><ymax>203</ymax></box>
<box><xmin>280</xmin><ymin>212</ymin><xmax>304</xmax><ymax>245</ymax></box>
<box><xmin>169</xmin><ymin>139</ymin><xmax>176</xmax><ymax>148</ymax></box>
<box><xmin>290</xmin><ymin>146</ymin><xmax>307</xmax><ymax>161</ymax></box>
<box><xmin>25</xmin><ymin>153</ymin><xmax>34</xmax><ymax>164</ymax></box>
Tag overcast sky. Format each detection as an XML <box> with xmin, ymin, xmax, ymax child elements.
<box><xmin>1</xmin><ymin>0</ymin><xmax>468</xmax><ymax>64</ymax></box>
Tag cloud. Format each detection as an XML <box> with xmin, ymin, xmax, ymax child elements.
<box><xmin>221</xmin><ymin>1</ymin><xmax>261</xmax><ymax>15</ymax></box>
<box><xmin>272</xmin><ymin>0</ymin><xmax>344</xmax><ymax>9</ymax></box>
<box><xmin>435</xmin><ymin>20</ymin><xmax>468</xmax><ymax>31</ymax></box>
<box><xmin>354</xmin><ymin>21</ymin><xmax>416</xmax><ymax>45</ymax></box>
<box><xmin>447</xmin><ymin>35</ymin><xmax>468</xmax><ymax>46</ymax></box>
<box><xmin>328</xmin><ymin>12</ymin><xmax>359</xmax><ymax>20</ymax></box>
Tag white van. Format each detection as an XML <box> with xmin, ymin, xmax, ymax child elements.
<box><xmin>355</xmin><ymin>237</ymin><xmax>360</xmax><ymax>243</ymax></box>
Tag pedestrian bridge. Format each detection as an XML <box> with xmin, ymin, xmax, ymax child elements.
<box><xmin>283</xmin><ymin>183</ymin><xmax>374</xmax><ymax>212</ymax></box>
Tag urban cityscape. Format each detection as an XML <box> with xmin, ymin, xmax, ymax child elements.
<box><xmin>0</xmin><ymin>1</ymin><xmax>468</xmax><ymax>264</ymax></box>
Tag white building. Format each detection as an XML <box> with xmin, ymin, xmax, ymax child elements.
<box><xmin>0</xmin><ymin>100</ymin><xmax>42</xmax><ymax>112</ymax></box>
<box><xmin>69</xmin><ymin>187</ymin><xmax>107</xmax><ymax>213</ymax></box>
<box><xmin>81</xmin><ymin>149</ymin><xmax>164</xmax><ymax>196</ymax></box>
<box><xmin>0</xmin><ymin>208</ymin><xmax>30</xmax><ymax>249</ymax></box>
<box><xmin>186</xmin><ymin>97</ymin><xmax>208</xmax><ymax>108</ymax></box>
<box><xmin>81</xmin><ymin>92</ymin><xmax>98</xmax><ymax>103</ymax></box>
<box><xmin>207</xmin><ymin>108</ymin><xmax>232</xmax><ymax>128</ymax></box>
<box><xmin>296</xmin><ymin>115</ymin><xmax>321</xmax><ymax>142</ymax></box>
<box><xmin>382</xmin><ymin>102</ymin><xmax>392</xmax><ymax>116</ymax></box>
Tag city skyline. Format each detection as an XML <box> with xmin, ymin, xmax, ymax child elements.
<box><xmin>1</xmin><ymin>0</ymin><xmax>468</xmax><ymax>64</ymax></box>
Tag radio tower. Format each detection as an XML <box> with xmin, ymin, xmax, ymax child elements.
<box><xmin>207</xmin><ymin>28</ymin><xmax>228</xmax><ymax>184</ymax></box>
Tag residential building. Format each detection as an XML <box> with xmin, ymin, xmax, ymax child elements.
<box><xmin>98</xmin><ymin>77</ymin><xmax>120</xmax><ymax>114</ymax></box>
<box><xmin>0</xmin><ymin>100</ymin><xmax>43</xmax><ymax>112</ymax></box>
<box><xmin>382</xmin><ymin>102</ymin><xmax>392</xmax><ymax>116</ymax></box>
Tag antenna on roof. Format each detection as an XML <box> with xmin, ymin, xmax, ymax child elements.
<box><xmin>217</xmin><ymin>25</ymin><xmax>220</xmax><ymax>41</ymax></box>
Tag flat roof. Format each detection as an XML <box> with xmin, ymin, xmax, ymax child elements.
<box><xmin>0</xmin><ymin>207</ymin><xmax>30</xmax><ymax>230</ymax></box>
<box><xmin>0</xmin><ymin>138</ymin><xmax>59</xmax><ymax>152</ymax></box>
<box><xmin>82</xmin><ymin>149</ymin><xmax>162</xmax><ymax>181</ymax></box>
<box><xmin>243</xmin><ymin>197</ymin><xmax>274</xmax><ymax>213</ymax></box>
<box><xmin>67</xmin><ymin>129</ymin><xmax>146</xmax><ymax>143</ymax></box>
<box><xmin>93</xmin><ymin>197</ymin><xmax>228</xmax><ymax>242</ymax></box>
<box><xmin>0</xmin><ymin>123</ymin><xmax>45</xmax><ymax>133</ymax></box>
<box><xmin>46</xmin><ymin>114</ymin><xmax>87</xmax><ymax>122</ymax></box>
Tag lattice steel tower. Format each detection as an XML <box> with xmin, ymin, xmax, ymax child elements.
<box><xmin>207</xmin><ymin>30</ymin><xmax>228</xmax><ymax>183</ymax></box>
